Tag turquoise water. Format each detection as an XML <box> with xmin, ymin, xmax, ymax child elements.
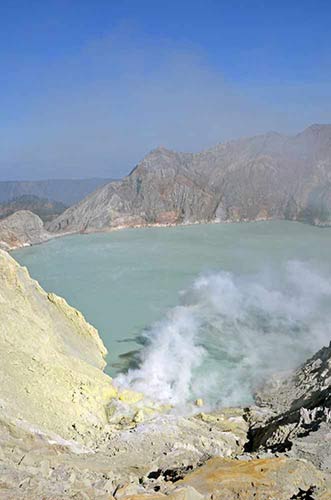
<box><xmin>13</xmin><ymin>221</ymin><xmax>331</xmax><ymax>408</ymax></box>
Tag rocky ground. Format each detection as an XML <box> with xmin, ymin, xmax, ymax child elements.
<box><xmin>0</xmin><ymin>250</ymin><xmax>330</xmax><ymax>499</ymax></box>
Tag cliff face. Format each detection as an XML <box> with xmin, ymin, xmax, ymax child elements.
<box><xmin>48</xmin><ymin>124</ymin><xmax>331</xmax><ymax>234</ymax></box>
<box><xmin>0</xmin><ymin>249</ymin><xmax>117</xmax><ymax>442</ymax></box>
<box><xmin>0</xmin><ymin>210</ymin><xmax>52</xmax><ymax>250</ymax></box>
<box><xmin>248</xmin><ymin>342</ymin><xmax>331</xmax><ymax>471</ymax></box>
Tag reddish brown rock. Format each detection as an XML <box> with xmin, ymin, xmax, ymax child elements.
<box><xmin>178</xmin><ymin>456</ymin><xmax>330</xmax><ymax>500</ymax></box>
<box><xmin>48</xmin><ymin>125</ymin><xmax>331</xmax><ymax>235</ymax></box>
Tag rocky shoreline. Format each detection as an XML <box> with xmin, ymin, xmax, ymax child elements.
<box><xmin>0</xmin><ymin>210</ymin><xmax>78</xmax><ymax>251</ymax></box>
<box><xmin>0</xmin><ymin>210</ymin><xmax>54</xmax><ymax>251</ymax></box>
<box><xmin>0</xmin><ymin>249</ymin><xmax>330</xmax><ymax>498</ymax></box>
<box><xmin>0</xmin><ymin>208</ymin><xmax>272</xmax><ymax>252</ymax></box>
<box><xmin>0</xmin><ymin>207</ymin><xmax>319</xmax><ymax>253</ymax></box>
<box><xmin>2</xmin><ymin>124</ymin><xmax>331</xmax><ymax>251</ymax></box>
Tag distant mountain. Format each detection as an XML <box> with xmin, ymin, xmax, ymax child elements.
<box><xmin>0</xmin><ymin>195</ymin><xmax>67</xmax><ymax>223</ymax></box>
<box><xmin>48</xmin><ymin>124</ymin><xmax>331</xmax><ymax>234</ymax></box>
<box><xmin>0</xmin><ymin>178</ymin><xmax>112</xmax><ymax>206</ymax></box>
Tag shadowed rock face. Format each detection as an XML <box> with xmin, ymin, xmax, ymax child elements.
<box><xmin>48</xmin><ymin>124</ymin><xmax>331</xmax><ymax>234</ymax></box>
<box><xmin>248</xmin><ymin>343</ymin><xmax>331</xmax><ymax>471</ymax></box>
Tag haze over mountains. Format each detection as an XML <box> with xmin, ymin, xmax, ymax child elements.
<box><xmin>0</xmin><ymin>195</ymin><xmax>67</xmax><ymax>222</ymax></box>
<box><xmin>0</xmin><ymin>178</ymin><xmax>112</xmax><ymax>205</ymax></box>
<box><xmin>0</xmin><ymin>178</ymin><xmax>110</xmax><ymax>249</ymax></box>
<box><xmin>48</xmin><ymin>124</ymin><xmax>331</xmax><ymax>234</ymax></box>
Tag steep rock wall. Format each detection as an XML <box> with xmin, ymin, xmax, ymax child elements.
<box><xmin>0</xmin><ymin>250</ymin><xmax>118</xmax><ymax>443</ymax></box>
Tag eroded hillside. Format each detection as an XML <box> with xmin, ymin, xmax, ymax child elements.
<box><xmin>49</xmin><ymin>125</ymin><xmax>331</xmax><ymax>234</ymax></box>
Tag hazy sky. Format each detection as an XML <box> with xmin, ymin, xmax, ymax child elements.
<box><xmin>1</xmin><ymin>0</ymin><xmax>331</xmax><ymax>180</ymax></box>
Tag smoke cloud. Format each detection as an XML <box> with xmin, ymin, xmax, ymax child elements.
<box><xmin>117</xmin><ymin>261</ymin><xmax>331</xmax><ymax>410</ymax></box>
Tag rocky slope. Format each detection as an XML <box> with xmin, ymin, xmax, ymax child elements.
<box><xmin>48</xmin><ymin>124</ymin><xmax>331</xmax><ymax>234</ymax></box>
<box><xmin>0</xmin><ymin>250</ymin><xmax>330</xmax><ymax>498</ymax></box>
<box><xmin>248</xmin><ymin>342</ymin><xmax>331</xmax><ymax>471</ymax></box>
<box><xmin>0</xmin><ymin>249</ymin><xmax>118</xmax><ymax>442</ymax></box>
<box><xmin>0</xmin><ymin>250</ymin><xmax>251</xmax><ymax>496</ymax></box>
<box><xmin>0</xmin><ymin>210</ymin><xmax>52</xmax><ymax>250</ymax></box>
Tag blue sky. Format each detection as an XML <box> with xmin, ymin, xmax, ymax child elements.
<box><xmin>0</xmin><ymin>0</ymin><xmax>330</xmax><ymax>180</ymax></box>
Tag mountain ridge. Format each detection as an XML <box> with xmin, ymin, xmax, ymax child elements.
<box><xmin>0</xmin><ymin>177</ymin><xmax>112</xmax><ymax>205</ymax></box>
<box><xmin>48</xmin><ymin>124</ymin><xmax>331</xmax><ymax>234</ymax></box>
<box><xmin>0</xmin><ymin>194</ymin><xmax>67</xmax><ymax>222</ymax></box>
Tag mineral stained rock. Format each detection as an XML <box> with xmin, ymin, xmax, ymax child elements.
<box><xmin>177</xmin><ymin>456</ymin><xmax>330</xmax><ymax>500</ymax></box>
<box><xmin>0</xmin><ymin>251</ymin><xmax>253</xmax><ymax>498</ymax></box>
<box><xmin>0</xmin><ymin>250</ymin><xmax>330</xmax><ymax>498</ymax></box>
<box><xmin>0</xmin><ymin>249</ymin><xmax>117</xmax><ymax>442</ymax></box>
<box><xmin>48</xmin><ymin>124</ymin><xmax>331</xmax><ymax>234</ymax></box>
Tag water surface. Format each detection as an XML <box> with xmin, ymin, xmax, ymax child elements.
<box><xmin>13</xmin><ymin>221</ymin><xmax>331</xmax><ymax>408</ymax></box>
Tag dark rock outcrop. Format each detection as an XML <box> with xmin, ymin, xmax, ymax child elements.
<box><xmin>247</xmin><ymin>343</ymin><xmax>331</xmax><ymax>471</ymax></box>
<box><xmin>48</xmin><ymin>124</ymin><xmax>331</xmax><ymax>234</ymax></box>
